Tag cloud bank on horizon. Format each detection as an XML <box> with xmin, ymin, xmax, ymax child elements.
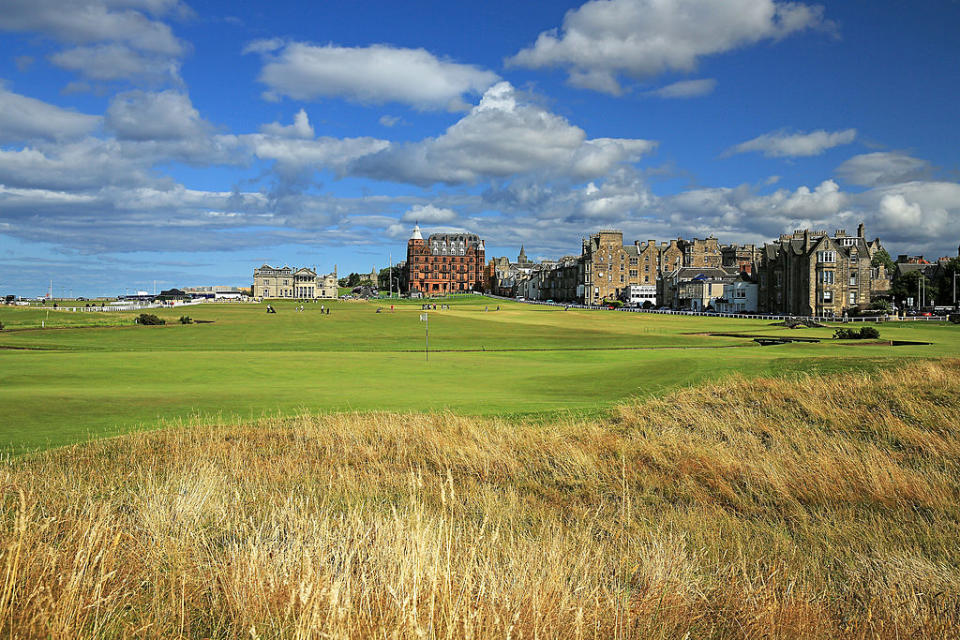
<box><xmin>0</xmin><ymin>0</ymin><xmax>957</xmax><ymax>293</ymax></box>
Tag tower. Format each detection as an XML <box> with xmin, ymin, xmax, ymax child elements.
<box><xmin>406</xmin><ymin>224</ymin><xmax>425</xmax><ymax>294</ymax></box>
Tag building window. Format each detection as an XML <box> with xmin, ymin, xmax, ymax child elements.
<box><xmin>629</xmin><ymin>270</ymin><xmax>638</xmax><ymax>277</ymax></box>
<box><xmin>849</xmin><ymin>292</ymin><xmax>857</xmax><ymax>305</ymax></box>
<box><xmin>823</xmin><ymin>290</ymin><xmax>833</xmax><ymax>302</ymax></box>
<box><xmin>849</xmin><ymin>273</ymin><xmax>857</xmax><ymax>286</ymax></box>
<box><xmin>817</xmin><ymin>251</ymin><xmax>836</xmax><ymax>263</ymax></box>
<box><xmin>821</xmin><ymin>270</ymin><xmax>834</xmax><ymax>284</ymax></box>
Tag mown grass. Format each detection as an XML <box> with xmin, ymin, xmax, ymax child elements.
<box><xmin>1</xmin><ymin>297</ymin><xmax>958</xmax><ymax>451</ymax></box>
<box><xmin>1</xmin><ymin>360</ymin><xmax>959</xmax><ymax>638</ymax></box>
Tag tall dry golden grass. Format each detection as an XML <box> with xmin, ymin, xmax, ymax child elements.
<box><xmin>2</xmin><ymin>360</ymin><xmax>960</xmax><ymax>638</ymax></box>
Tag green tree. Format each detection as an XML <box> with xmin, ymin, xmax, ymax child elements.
<box><xmin>891</xmin><ymin>270</ymin><xmax>939</xmax><ymax>307</ymax></box>
<box><xmin>871</xmin><ymin>247</ymin><xmax>895</xmax><ymax>272</ymax></box>
<box><xmin>937</xmin><ymin>257</ymin><xmax>960</xmax><ymax>306</ymax></box>
<box><xmin>378</xmin><ymin>266</ymin><xmax>406</xmax><ymax>294</ymax></box>
<box><xmin>869</xmin><ymin>299</ymin><xmax>892</xmax><ymax>313</ymax></box>
<box><xmin>347</xmin><ymin>272</ymin><xmax>361</xmax><ymax>287</ymax></box>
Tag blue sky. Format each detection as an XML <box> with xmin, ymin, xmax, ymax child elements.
<box><xmin>1</xmin><ymin>0</ymin><xmax>958</xmax><ymax>296</ymax></box>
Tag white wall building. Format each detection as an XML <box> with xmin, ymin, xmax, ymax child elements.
<box><xmin>621</xmin><ymin>284</ymin><xmax>657</xmax><ymax>307</ymax></box>
<box><xmin>715</xmin><ymin>280</ymin><xmax>759</xmax><ymax>313</ymax></box>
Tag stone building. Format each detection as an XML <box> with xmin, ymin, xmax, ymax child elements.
<box><xmin>680</xmin><ymin>237</ymin><xmax>722</xmax><ymax>268</ymax></box>
<box><xmin>405</xmin><ymin>224</ymin><xmax>485</xmax><ymax>295</ymax></box>
<box><xmin>634</xmin><ymin>240</ymin><xmax>663</xmax><ymax>287</ymax></box>
<box><xmin>253</xmin><ymin>265</ymin><xmax>338</xmax><ymax>299</ymax></box>
<box><xmin>721</xmin><ymin>244</ymin><xmax>762</xmax><ymax>275</ymax></box>
<box><xmin>579</xmin><ymin>232</ymin><xmax>727</xmax><ymax>306</ymax></box>
<box><xmin>541</xmin><ymin>256</ymin><xmax>582</xmax><ymax>302</ymax></box>
<box><xmin>581</xmin><ymin>230</ymin><xmax>646</xmax><ymax>304</ymax></box>
<box><xmin>758</xmin><ymin>223</ymin><xmax>885</xmax><ymax>316</ymax></box>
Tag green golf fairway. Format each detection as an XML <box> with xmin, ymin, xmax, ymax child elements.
<box><xmin>1</xmin><ymin>296</ymin><xmax>957</xmax><ymax>451</ymax></box>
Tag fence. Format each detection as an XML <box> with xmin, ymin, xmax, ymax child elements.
<box><xmin>41</xmin><ymin>299</ymin><xmax>211</xmax><ymax>313</ymax></box>
<box><xmin>480</xmin><ymin>294</ymin><xmax>950</xmax><ymax>323</ymax></box>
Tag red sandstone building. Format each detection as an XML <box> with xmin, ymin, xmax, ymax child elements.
<box><xmin>405</xmin><ymin>224</ymin><xmax>485</xmax><ymax>295</ymax></box>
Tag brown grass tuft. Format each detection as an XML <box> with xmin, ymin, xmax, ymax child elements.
<box><xmin>2</xmin><ymin>360</ymin><xmax>960</xmax><ymax>638</ymax></box>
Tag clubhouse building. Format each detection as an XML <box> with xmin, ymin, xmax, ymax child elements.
<box><xmin>252</xmin><ymin>265</ymin><xmax>338</xmax><ymax>299</ymax></box>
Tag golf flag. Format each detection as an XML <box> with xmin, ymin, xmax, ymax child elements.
<box><xmin>420</xmin><ymin>314</ymin><xmax>427</xmax><ymax>321</ymax></box>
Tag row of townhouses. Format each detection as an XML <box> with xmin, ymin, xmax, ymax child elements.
<box><xmin>252</xmin><ymin>223</ymin><xmax>954</xmax><ymax>315</ymax></box>
<box><xmin>473</xmin><ymin>223</ymin><xmax>902</xmax><ymax>316</ymax></box>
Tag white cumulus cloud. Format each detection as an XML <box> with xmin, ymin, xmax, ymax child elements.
<box><xmin>646</xmin><ymin>78</ymin><xmax>717</xmax><ymax>99</ymax></box>
<box><xmin>507</xmin><ymin>0</ymin><xmax>830</xmax><ymax>94</ymax></box>
<box><xmin>354</xmin><ymin>82</ymin><xmax>657</xmax><ymax>185</ymax></box>
<box><xmin>0</xmin><ymin>0</ymin><xmax>187</xmax><ymax>55</ymax></box>
<box><xmin>0</xmin><ymin>84</ymin><xmax>101</xmax><ymax>143</ymax></box>
<box><xmin>401</xmin><ymin>204</ymin><xmax>458</xmax><ymax>223</ymax></box>
<box><xmin>106</xmin><ymin>90</ymin><xmax>209</xmax><ymax>140</ymax></box>
<box><xmin>50</xmin><ymin>44</ymin><xmax>181</xmax><ymax>83</ymax></box>
<box><xmin>260</xmin><ymin>109</ymin><xmax>315</xmax><ymax>139</ymax></box>
<box><xmin>725</xmin><ymin>128</ymin><xmax>856</xmax><ymax>158</ymax></box>
<box><xmin>247</xmin><ymin>41</ymin><xmax>500</xmax><ymax>111</ymax></box>
<box><xmin>835</xmin><ymin>152</ymin><xmax>933</xmax><ymax>187</ymax></box>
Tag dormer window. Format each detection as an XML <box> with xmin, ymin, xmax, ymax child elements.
<box><xmin>817</xmin><ymin>251</ymin><xmax>836</xmax><ymax>263</ymax></box>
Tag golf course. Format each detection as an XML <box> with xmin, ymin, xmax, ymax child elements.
<box><xmin>1</xmin><ymin>295</ymin><xmax>957</xmax><ymax>451</ymax></box>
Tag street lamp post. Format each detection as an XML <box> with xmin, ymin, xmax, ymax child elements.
<box><xmin>948</xmin><ymin>269</ymin><xmax>957</xmax><ymax>308</ymax></box>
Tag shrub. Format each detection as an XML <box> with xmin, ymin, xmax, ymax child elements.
<box><xmin>859</xmin><ymin>326</ymin><xmax>880</xmax><ymax>339</ymax></box>
<box><xmin>0</xmin><ymin>319</ymin><xmax>4</xmax><ymax>331</ymax></box>
<box><xmin>179</xmin><ymin>316</ymin><xmax>193</xmax><ymax>324</ymax></box>
<box><xmin>834</xmin><ymin>326</ymin><xmax>880</xmax><ymax>340</ymax></box>
<box><xmin>137</xmin><ymin>313</ymin><xmax>165</xmax><ymax>326</ymax></box>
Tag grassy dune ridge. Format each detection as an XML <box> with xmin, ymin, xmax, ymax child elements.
<box><xmin>2</xmin><ymin>360</ymin><xmax>960</xmax><ymax>638</ymax></box>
